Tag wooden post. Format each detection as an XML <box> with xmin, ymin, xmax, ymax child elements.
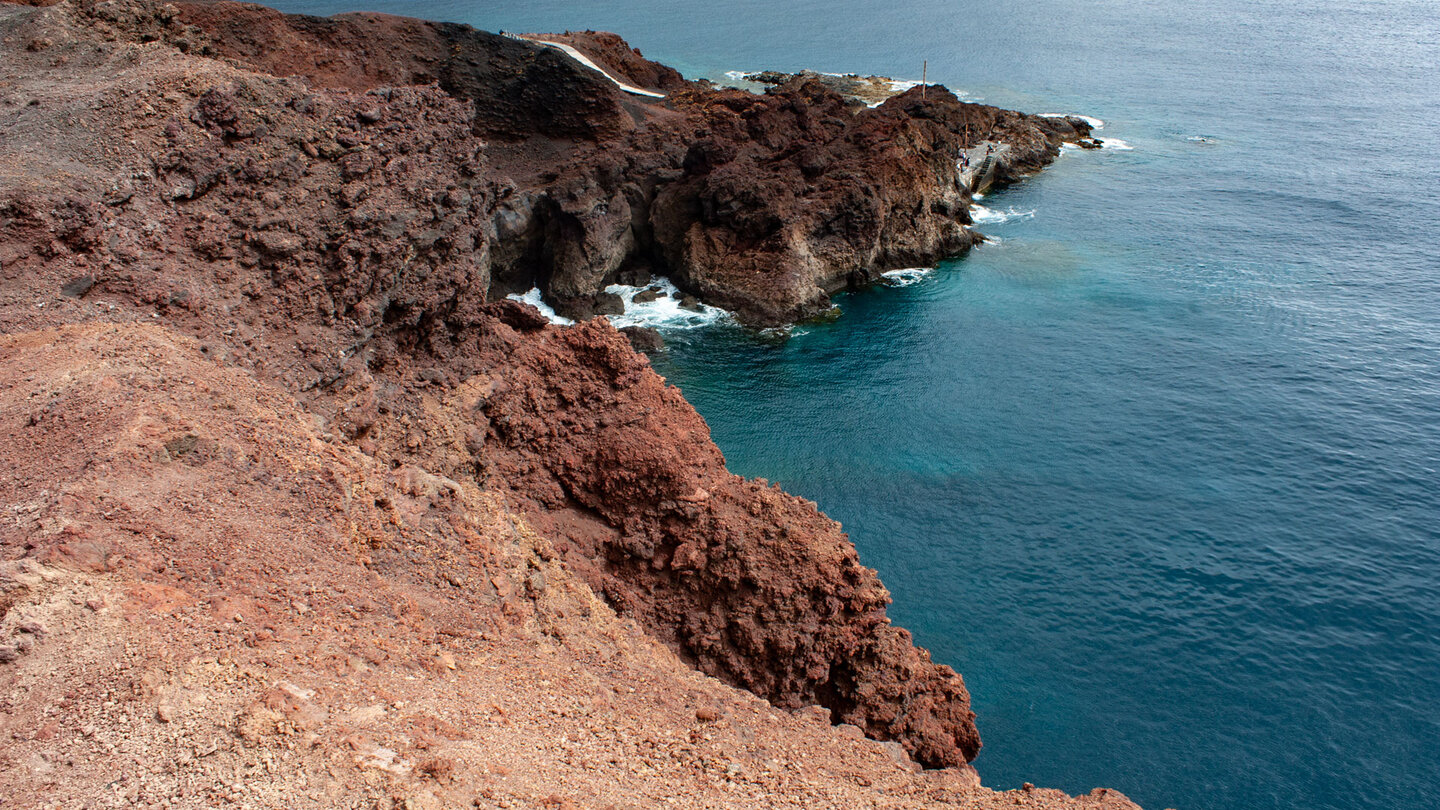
<box><xmin>921</xmin><ymin>60</ymin><xmax>927</xmax><ymax>101</ymax></box>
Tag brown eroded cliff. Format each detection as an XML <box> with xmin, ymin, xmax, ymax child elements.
<box><xmin>0</xmin><ymin>1</ymin><xmax>1136</xmax><ymax>805</ymax></box>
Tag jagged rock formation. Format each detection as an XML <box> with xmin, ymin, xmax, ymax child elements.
<box><xmin>0</xmin><ymin>1</ymin><xmax>1132</xmax><ymax>801</ymax></box>
<box><xmin>154</xmin><ymin>0</ymin><xmax>1092</xmax><ymax>325</ymax></box>
<box><xmin>471</xmin><ymin>316</ymin><xmax>981</xmax><ymax>765</ymax></box>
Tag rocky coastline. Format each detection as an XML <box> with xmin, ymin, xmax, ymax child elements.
<box><xmin>0</xmin><ymin>1</ymin><xmax>1136</xmax><ymax>807</ymax></box>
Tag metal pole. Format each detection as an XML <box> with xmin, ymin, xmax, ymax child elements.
<box><xmin>921</xmin><ymin>60</ymin><xmax>927</xmax><ymax>101</ymax></box>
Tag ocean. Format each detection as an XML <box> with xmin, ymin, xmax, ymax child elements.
<box><xmin>270</xmin><ymin>2</ymin><xmax>1440</xmax><ymax>807</ymax></box>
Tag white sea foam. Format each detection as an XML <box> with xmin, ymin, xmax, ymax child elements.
<box><xmin>1060</xmin><ymin>137</ymin><xmax>1134</xmax><ymax>152</ymax></box>
<box><xmin>1186</xmin><ymin>135</ymin><xmax>1218</xmax><ymax>144</ymax></box>
<box><xmin>1044</xmin><ymin>112</ymin><xmax>1127</xmax><ymax>151</ymax></box>
<box><xmin>971</xmin><ymin>203</ymin><xmax>1036</xmax><ymax>225</ymax></box>
<box><xmin>881</xmin><ymin>267</ymin><xmax>934</xmax><ymax>287</ymax></box>
<box><xmin>762</xmin><ymin>324</ymin><xmax>809</xmax><ymax>340</ymax></box>
<box><xmin>508</xmin><ymin>280</ymin><xmax>728</xmax><ymax>330</ymax></box>
<box><xmin>602</xmin><ymin>277</ymin><xmax>729</xmax><ymax>330</ymax></box>
<box><xmin>1040</xmin><ymin>113</ymin><xmax>1105</xmax><ymax>130</ymax></box>
<box><xmin>506</xmin><ymin>288</ymin><xmax>575</xmax><ymax>326</ymax></box>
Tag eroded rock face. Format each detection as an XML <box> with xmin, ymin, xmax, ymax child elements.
<box><xmin>0</xmin><ymin>321</ymin><xmax>1139</xmax><ymax>810</ymax></box>
<box><xmin>474</xmin><ymin>320</ymin><xmax>982</xmax><ymax>766</ymax></box>
<box><xmin>0</xmin><ymin>0</ymin><xmax>1093</xmax><ymax>770</ymax></box>
<box><xmin>650</xmin><ymin>80</ymin><xmax>983</xmax><ymax>323</ymax></box>
<box><xmin>150</xmin><ymin>0</ymin><xmax>1087</xmax><ymax>326</ymax></box>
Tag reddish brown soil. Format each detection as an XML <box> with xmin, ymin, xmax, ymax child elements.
<box><xmin>0</xmin><ymin>1</ymin><xmax>1140</xmax><ymax>807</ymax></box>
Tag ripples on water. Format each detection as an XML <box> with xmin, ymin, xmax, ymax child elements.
<box><xmin>270</xmin><ymin>1</ymin><xmax>1440</xmax><ymax>807</ymax></box>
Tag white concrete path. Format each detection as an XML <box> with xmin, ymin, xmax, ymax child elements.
<box><xmin>521</xmin><ymin>37</ymin><xmax>666</xmax><ymax>99</ymax></box>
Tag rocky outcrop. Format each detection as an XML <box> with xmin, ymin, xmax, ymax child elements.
<box><xmin>130</xmin><ymin>0</ymin><xmax>1089</xmax><ymax>326</ymax></box>
<box><xmin>0</xmin><ymin>322</ymin><xmax>1142</xmax><ymax>807</ymax></box>
<box><xmin>743</xmin><ymin>68</ymin><xmax>914</xmax><ymax>107</ymax></box>
<box><xmin>472</xmin><ymin>317</ymin><xmax>982</xmax><ymax>766</ymax></box>
<box><xmin>164</xmin><ymin>1</ymin><xmax>635</xmax><ymax>141</ymax></box>
<box><xmin>648</xmin><ymin>80</ymin><xmax>1067</xmax><ymax>323</ymax></box>
<box><xmin>0</xmin><ymin>0</ymin><xmax>1097</xmax><ymax>776</ymax></box>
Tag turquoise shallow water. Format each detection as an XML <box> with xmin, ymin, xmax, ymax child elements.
<box><xmin>274</xmin><ymin>2</ymin><xmax>1440</xmax><ymax>807</ymax></box>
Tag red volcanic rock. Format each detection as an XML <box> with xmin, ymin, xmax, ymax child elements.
<box><xmin>0</xmin><ymin>317</ymin><xmax>1140</xmax><ymax>810</ymax></box>
<box><xmin>0</xmin><ymin>0</ymin><xmax>1094</xmax><ymax>773</ymax></box>
<box><xmin>166</xmin><ymin>1</ymin><xmax>634</xmax><ymax>141</ymax></box>
<box><xmin>476</xmin><ymin>319</ymin><xmax>982</xmax><ymax>766</ymax></box>
<box><xmin>148</xmin><ymin>0</ymin><xmax>1085</xmax><ymax>326</ymax></box>
<box><xmin>648</xmin><ymin>80</ymin><xmax>1089</xmax><ymax>323</ymax></box>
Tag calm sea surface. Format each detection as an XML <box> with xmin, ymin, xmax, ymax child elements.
<box><xmin>273</xmin><ymin>2</ymin><xmax>1440</xmax><ymax>807</ymax></box>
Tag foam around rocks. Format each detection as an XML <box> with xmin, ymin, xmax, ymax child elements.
<box><xmin>507</xmin><ymin>288</ymin><xmax>576</xmax><ymax>325</ymax></box>
<box><xmin>603</xmin><ymin>278</ymin><xmax>731</xmax><ymax>330</ymax></box>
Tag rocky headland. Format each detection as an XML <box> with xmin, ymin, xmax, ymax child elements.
<box><xmin>0</xmin><ymin>1</ymin><xmax>1135</xmax><ymax>807</ymax></box>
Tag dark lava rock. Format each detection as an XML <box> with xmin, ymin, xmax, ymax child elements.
<box><xmin>553</xmin><ymin>297</ymin><xmax>596</xmax><ymax>321</ymax></box>
<box><xmin>163</xmin><ymin>434</ymin><xmax>199</xmax><ymax>459</ymax></box>
<box><xmin>744</xmin><ymin>71</ymin><xmax>790</xmax><ymax>85</ymax></box>
<box><xmin>61</xmin><ymin>275</ymin><xmax>96</xmax><ymax>298</ymax></box>
<box><xmin>632</xmin><ymin>287</ymin><xmax>662</xmax><ymax>304</ymax></box>
<box><xmin>593</xmin><ymin>292</ymin><xmax>625</xmax><ymax>316</ymax></box>
<box><xmin>556</xmin><ymin>292</ymin><xmax>625</xmax><ymax>320</ymax></box>
<box><xmin>615</xmin><ymin>266</ymin><xmax>653</xmax><ymax>286</ymax></box>
<box><xmin>619</xmin><ymin>325</ymin><xmax>664</xmax><ymax>353</ymax></box>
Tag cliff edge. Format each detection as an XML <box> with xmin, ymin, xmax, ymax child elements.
<box><xmin>0</xmin><ymin>1</ymin><xmax>1137</xmax><ymax>806</ymax></box>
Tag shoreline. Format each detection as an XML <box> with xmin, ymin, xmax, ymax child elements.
<box><xmin>0</xmin><ymin>1</ymin><xmax>1138</xmax><ymax>806</ymax></box>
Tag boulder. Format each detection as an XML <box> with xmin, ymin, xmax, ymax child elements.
<box><xmin>619</xmin><ymin>326</ymin><xmax>664</xmax><ymax>353</ymax></box>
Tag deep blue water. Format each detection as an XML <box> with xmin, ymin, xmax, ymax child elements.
<box><xmin>274</xmin><ymin>2</ymin><xmax>1440</xmax><ymax>807</ymax></box>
